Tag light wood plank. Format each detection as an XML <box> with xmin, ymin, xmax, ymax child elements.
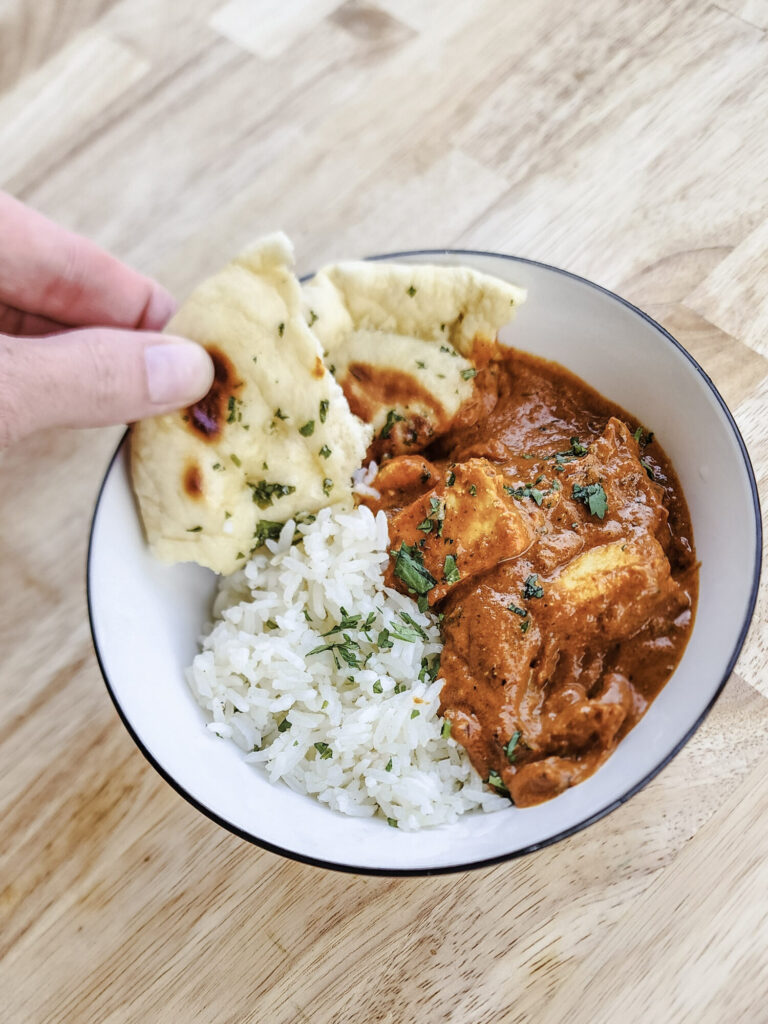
<box><xmin>0</xmin><ymin>0</ymin><xmax>767</xmax><ymax>1021</ymax></box>
<box><xmin>686</xmin><ymin>218</ymin><xmax>768</xmax><ymax>358</ymax></box>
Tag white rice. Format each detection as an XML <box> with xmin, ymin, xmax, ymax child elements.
<box><xmin>186</xmin><ymin>504</ymin><xmax>507</xmax><ymax>829</ymax></box>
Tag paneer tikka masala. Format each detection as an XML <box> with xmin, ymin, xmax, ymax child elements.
<box><xmin>360</xmin><ymin>346</ymin><xmax>698</xmax><ymax>807</ymax></box>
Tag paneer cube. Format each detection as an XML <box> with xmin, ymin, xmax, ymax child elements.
<box><xmin>542</xmin><ymin>535</ymin><xmax>675</xmax><ymax>642</ymax></box>
<box><xmin>386</xmin><ymin>458</ymin><xmax>536</xmax><ymax>603</ymax></box>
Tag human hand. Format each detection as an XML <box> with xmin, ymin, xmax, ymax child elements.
<box><xmin>0</xmin><ymin>192</ymin><xmax>214</xmax><ymax>448</ymax></box>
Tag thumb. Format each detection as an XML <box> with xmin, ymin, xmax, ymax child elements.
<box><xmin>0</xmin><ymin>328</ymin><xmax>214</xmax><ymax>446</ymax></box>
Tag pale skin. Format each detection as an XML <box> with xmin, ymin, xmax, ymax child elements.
<box><xmin>0</xmin><ymin>192</ymin><xmax>214</xmax><ymax>448</ymax></box>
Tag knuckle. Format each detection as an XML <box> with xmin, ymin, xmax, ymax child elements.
<box><xmin>41</xmin><ymin>235</ymin><xmax>90</xmax><ymax>315</ymax></box>
<box><xmin>80</xmin><ymin>330</ymin><xmax>123</xmax><ymax>413</ymax></box>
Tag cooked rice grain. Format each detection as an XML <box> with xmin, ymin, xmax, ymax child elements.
<box><xmin>187</xmin><ymin>505</ymin><xmax>506</xmax><ymax>829</ymax></box>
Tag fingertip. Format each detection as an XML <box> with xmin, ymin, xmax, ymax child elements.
<box><xmin>144</xmin><ymin>337</ymin><xmax>214</xmax><ymax>407</ymax></box>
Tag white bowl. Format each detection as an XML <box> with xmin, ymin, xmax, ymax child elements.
<box><xmin>88</xmin><ymin>250</ymin><xmax>762</xmax><ymax>875</ymax></box>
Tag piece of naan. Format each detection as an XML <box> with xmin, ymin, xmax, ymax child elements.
<box><xmin>302</xmin><ymin>261</ymin><xmax>526</xmax><ymax>456</ymax></box>
<box><xmin>131</xmin><ymin>233</ymin><xmax>372</xmax><ymax>574</ymax></box>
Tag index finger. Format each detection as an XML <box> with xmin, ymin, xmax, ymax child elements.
<box><xmin>0</xmin><ymin>191</ymin><xmax>177</xmax><ymax>330</ymax></box>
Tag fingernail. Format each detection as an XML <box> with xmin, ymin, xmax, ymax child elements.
<box><xmin>145</xmin><ymin>340</ymin><xmax>214</xmax><ymax>405</ymax></box>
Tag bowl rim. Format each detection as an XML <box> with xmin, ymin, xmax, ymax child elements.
<box><xmin>86</xmin><ymin>249</ymin><xmax>763</xmax><ymax>876</ymax></box>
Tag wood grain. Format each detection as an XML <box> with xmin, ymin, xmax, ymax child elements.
<box><xmin>0</xmin><ymin>1</ymin><xmax>766</xmax><ymax>1022</ymax></box>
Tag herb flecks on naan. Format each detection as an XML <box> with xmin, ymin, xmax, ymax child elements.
<box><xmin>303</xmin><ymin>261</ymin><xmax>526</xmax><ymax>458</ymax></box>
<box><xmin>131</xmin><ymin>234</ymin><xmax>372</xmax><ymax>574</ymax></box>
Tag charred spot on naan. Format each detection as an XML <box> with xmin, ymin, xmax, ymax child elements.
<box><xmin>342</xmin><ymin>362</ymin><xmax>448</xmax><ymax>459</ymax></box>
<box><xmin>186</xmin><ymin>347</ymin><xmax>243</xmax><ymax>442</ymax></box>
<box><xmin>347</xmin><ymin>345</ymin><xmax>501</xmax><ymax>461</ymax></box>
<box><xmin>183</xmin><ymin>462</ymin><xmax>203</xmax><ymax>499</ymax></box>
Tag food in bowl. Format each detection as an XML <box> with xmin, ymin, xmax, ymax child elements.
<box><xmin>368</xmin><ymin>352</ymin><xmax>697</xmax><ymax>807</ymax></box>
<box><xmin>130</xmin><ymin>234</ymin><xmax>698</xmax><ymax>828</ymax></box>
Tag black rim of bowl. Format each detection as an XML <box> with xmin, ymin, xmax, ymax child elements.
<box><xmin>87</xmin><ymin>249</ymin><xmax>763</xmax><ymax>877</ymax></box>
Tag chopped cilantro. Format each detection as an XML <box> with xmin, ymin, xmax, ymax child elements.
<box><xmin>443</xmin><ymin>554</ymin><xmax>460</xmax><ymax>584</ymax></box>
<box><xmin>360</xmin><ymin>611</ymin><xmax>376</xmax><ymax>635</ymax></box>
<box><xmin>505</xmin><ymin>483</ymin><xmax>544</xmax><ymax>506</ymax></box>
<box><xmin>277</xmin><ymin>718</ymin><xmax>292</xmax><ymax>733</ymax></box>
<box><xmin>410</xmin><ymin>709</ymin><xmax>420</xmax><ymax>719</ymax></box>
<box><xmin>319</xmin><ymin>399</ymin><xmax>329</xmax><ymax>423</ymax></box>
<box><xmin>394</xmin><ymin>682</ymin><xmax>407</xmax><ymax>694</ymax></box>
<box><xmin>387</xmin><ymin>817</ymin><xmax>398</xmax><ymax>828</ymax></box>
<box><xmin>274</xmin><ymin>408</ymin><xmax>289</xmax><ymax>420</ymax></box>
<box><xmin>508</xmin><ymin>603</ymin><xmax>527</xmax><ymax>617</ymax></box>
<box><xmin>320</xmin><ymin>607</ymin><xmax>362</xmax><ymax>636</ymax></box>
<box><xmin>307</xmin><ymin>634</ymin><xmax>361</xmax><ymax>668</ymax></box>
<box><xmin>441</xmin><ymin>719</ymin><xmax>452</xmax><ymax>739</ymax></box>
<box><xmin>416</xmin><ymin>518</ymin><xmax>433</xmax><ymax>533</ymax></box>
<box><xmin>487</xmin><ymin>770</ymin><xmax>509</xmax><ymax>794</ymax></box>
<box><xmin>385</xmin><ymin>757</ymin><xmax>393</xmax><ymax>771</ymax></box>
<box><xmin>299</xmin><ymin>420</ymin><xmax>315</xmax><ymax>436</ymax></box>
<box><xmin>429</xmin><ymin>495</ymin><xmax>446</xmax><ymax>536</ymax></box>
<box><xmin>230</xmin><ymin>453</ymin><xmax>242</xmax><ymax>467</ymax></box>
<box><xmin>400</xmin><ymin>611</ymin><xmax>428</xmax><ymax>639</ymax></box>
<box><xmin>417</xmin><ymin>594</ymin><xmax>429</xmax><ymax>613</ymax></box>
<box><xmin>446</xmin><ymin>471</ymin><xmax>456</xmax><ymax>487</ymax></box>
<box><xmin>186</xmin><ymin>525</ymin><xmax>202</xmax><ymax>532</ymax></box>
<box><xmin>504</xmin><ymin>731</ymin><xmax>522</xmax><ymax>762</ymax></box>
<box><xmin>418</xmin><ymin>656</ymin><xmax>440</xmax><ymax>684</ymax></box>
<box><xmin>461</xmin><ymin>367</ymin><xmax>478</xmax><ymax>380</ymax></box>
<box><xmin>469</xmin><ymin>484</ymin><xmax>477</xmax><ymax>496</ymax></box>
<box><xmin>323</xmin><ymin>477</ymin><xmax>333</xmax><ymax>496</ymax></box>
<box><xmin>253</xmin><ymin>520</ymin><xmax>283</xmax><ymax>546</ymax></box>
<box><xmin>380</xmin><ymin>409</ymin><xmax>405</xmax><ymax>439</ymax></box>
<box><xmin>640</xmin><ymin>458</ymin><xmax>656</xmax><ymax>480</ymax></box>
<box><xmin>378</xmin><ymin>628</ymin><xmax>394</xmax><ymax>650</ymax></box>
<box><xmin>390</xmin><ymin>542</ymin><xmax>438</xmax><ymax>595</ymax></box>
<box><xmin>212</xmin><ymin>462</ymin><xmax>224</xmax><ymax>471</ymax></box>
<box><xmin>520</xmin><ymin>619</ymin><xmax>531</xmax><ymax>634</ymax></box>
<box><xmin>572</xmin><ymin>482</ymin><xmax>608</xmax><ymax>519</ymax></box>
<box><xmin>389</xmin><ymin>625</ymin><xmax>422</xmax><ymax>644</ymax></box>
<box><xmin>373</xmin><ymin>680</ymin><xmax>383</xmax><ymax>694</ymax></box>
<box><xmin>278</xmin><ymin>322</ymin><xmax>285</xmax><ymax>337</ymax></box>
<box><xmin>540</xmin><ymin>437</ymin><xmax>590</xmax><ymax>465</ymax></box>
<box><xmin>416</xmin><ymin>360</ymin><xmax>425</xmax><ymax>369</ymax></box>
<box><xmin>319</xmin><ymin>445</ymin><xmax>332</xmax><ymax>459</ymax></box>
<box><xmin>226</xmin><ymin>396</ymin><xmax>241</xmax><ymax>424</ymax></box>
<box><xmin>249</xmin><ymin>480</ymin><xmax>296</xmax><ymax>507</ymax></box>
<box><xmin>314</xmin><ymin>741</ymin><xmax>332</xmax><ymax>759</ymax></box>
<box><xmin>522</xmin><ymin>574</ymin><xmax>544</xmax><ymax>599</ymax></box>
<box><xmin>407</xmin><ymin>284</ymin><xmax>416</xmax><ymax>296</ymax></box>
<box><xmin>308</xmin><ymin>309</ymin><xmax>318</xmax><ymax>326</ymax></box>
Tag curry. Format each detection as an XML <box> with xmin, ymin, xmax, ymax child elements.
<box><xmin>362</xmin><ymin>347</ymin><xmax>697</xmax><ymax>807</ymax></box>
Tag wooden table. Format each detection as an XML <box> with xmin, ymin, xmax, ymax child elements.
<box><xmin>1</xmin><ymin>1</ymin><xmax>767</xmax><ymax>1020</ymax></box>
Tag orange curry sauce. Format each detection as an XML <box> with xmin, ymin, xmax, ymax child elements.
<box><xmin>360</xmin><ymin>348</ymin><xmax>698</xmax><ymax>807</ymax></box>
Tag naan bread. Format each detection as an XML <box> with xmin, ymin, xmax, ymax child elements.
<box><xmin>131</xmin><ymin>234</ymin><xmax>372</xmax><ymax>574</ymax></box>
<box><xmin>302</xmin><ymin>261</ymin><xmax>526</xmax><ymax>455</ymax></box>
